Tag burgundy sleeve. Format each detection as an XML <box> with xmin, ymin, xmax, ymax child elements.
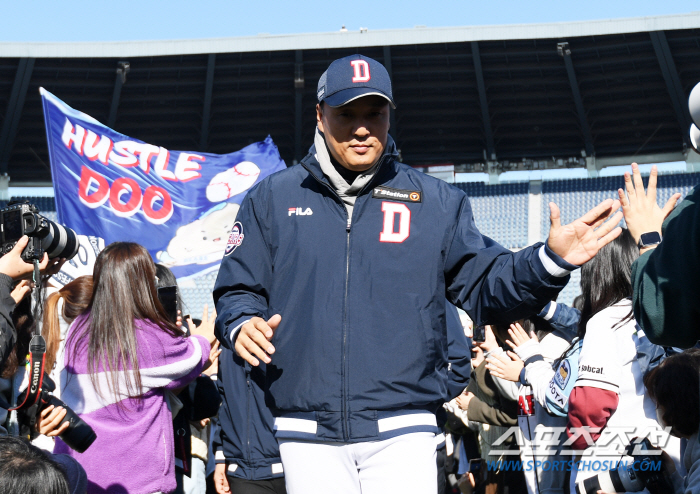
<box><xmin>566</xmin><ymin>386</ymin><xmax>619</xmax><ymax>450</ymax></box>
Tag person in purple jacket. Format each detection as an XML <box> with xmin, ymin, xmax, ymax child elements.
<box><xmin>54</xmin><ymin>242</ymin><xmax>218</xmax><ymax>494</ymax></box>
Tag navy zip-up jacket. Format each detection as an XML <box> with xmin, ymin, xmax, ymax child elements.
<box><xmin>214</xmin><ymin>137</ymin><xmax>576</xmax><ymax>443</ymax></box>
<box><xmin>212</xmin><ymin>346</ymin><xmax>283</xmax><ymax>480</ymax></box>
<box><xmin>446</xmin><ymin>302</ymin><xmax>471</xmax><ymax>400</ymax></box>
<box><xmin>537</xmin><ymin>301</ymin><xmax>581</xmax><ymax>337</ymax></box>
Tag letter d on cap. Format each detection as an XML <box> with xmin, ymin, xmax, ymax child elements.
<box><xmin>351</xmin><ymin>60</ymin><xmax>371</xmax><ymax>82</ymax></box>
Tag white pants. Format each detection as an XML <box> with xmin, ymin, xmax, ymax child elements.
<box><xmin>279</xmin><ymin>432</ymin><xmax>438</xmax><ymax>494</ymax></box>
<box><xmin>183</xmin><ymin>457</ymin><xmax>207</xmax><ymax>494</ymax></box>
<box><xmin>175</xmin><ymin>457</ymin><xmax>207</xmax><ymax>494</ymax></box>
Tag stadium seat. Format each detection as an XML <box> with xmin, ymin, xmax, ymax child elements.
<box><xmin>12</xmin><ymin>174</ymin><xmax>697</xmax><ymax>312</ymax></box>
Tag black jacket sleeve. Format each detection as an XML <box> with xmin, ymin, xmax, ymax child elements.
<box><xmin>0</xmin><ymin>274</ymin><xmax>17</xmax><ymax>373</ymax></box>
<box><xmin>632</xmin><ymin>185</ymin><xmax>700</xmax><ymax>348</ymax></box>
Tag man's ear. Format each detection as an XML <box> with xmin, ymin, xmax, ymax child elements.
<box><xmin>316</xmin><ymin>103</ymin><xmax>325</xmax><ymax>133</ymax></box>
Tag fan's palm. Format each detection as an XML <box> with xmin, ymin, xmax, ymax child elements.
<box><xmin>547</xmin><ymin>199</ymin><xmax>623</xmax><ymax>265</ymax></box>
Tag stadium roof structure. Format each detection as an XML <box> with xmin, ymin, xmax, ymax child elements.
<box><xmin>1</xmin><ymin>12</ymin><xmax>700</xmax><ymax>184</ymax></box>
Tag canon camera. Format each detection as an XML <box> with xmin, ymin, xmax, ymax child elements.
<box><xmin>17</xmin><ymin>374</ymin><xmax>96</xmax><ymax>453</ymax></box>
<box><xmin>0</xmin><ymin>201</ymin><xmax>79</xmax><ymax>262</ymax></box>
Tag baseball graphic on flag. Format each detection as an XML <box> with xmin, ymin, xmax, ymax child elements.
<box><xmin>206</xmin><ymin>161</ymin><xmax>261</xmax><ymax>202</ymax></box>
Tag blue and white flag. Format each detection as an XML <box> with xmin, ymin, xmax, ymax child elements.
<box><xmin>41</xmin><ymin>87</ymin><xmax>286</xmax><ymax>278</ymax></box>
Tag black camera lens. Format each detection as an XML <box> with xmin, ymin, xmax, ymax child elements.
<box><xmin>40</xmin><ymin>219</ymin><xmax>79</xmax><ymax>260</ymax></box>
<box><xmin>576</xmin><ymin>463</ymin><xmax>644</xmax><ymax>494</ymax></box>
<box><xmin>44</xmin><ymin>393</ymin><xmax>96</xmax><ymax>453</ymax></box>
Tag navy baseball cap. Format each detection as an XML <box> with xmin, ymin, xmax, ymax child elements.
<box><xmin>317</xmin><ymin>54</ymin><xmax>396</xmax><ymax>108</ymax></box>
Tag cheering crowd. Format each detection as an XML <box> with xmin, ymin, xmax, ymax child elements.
<box><xmin>1</xmin><ymin>54</ymin><xmax>700</xmax><ymax>494</ymax></box>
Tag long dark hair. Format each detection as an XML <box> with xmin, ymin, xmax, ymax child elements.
<box><xmin>577</xmin><ymin>228</ymin><xmax>638</xmax><ymax>335</ymax></box>
<box><xmin>552</xmin><ymin>228</ymin><xmax>638</xmax><ymax>369</ymax></box>
<box><xmin>67</xmin><ymin>242</ymin><xmax>180</xmax><ymax>401</ymax></box>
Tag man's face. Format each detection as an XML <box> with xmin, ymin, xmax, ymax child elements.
<box><xmin>316</xmin><ymin>95</ymin><xmax>390</xmax><ymax>172</ymax></box>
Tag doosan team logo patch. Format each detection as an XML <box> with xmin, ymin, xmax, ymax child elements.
<box><xmin>372</xmin><ymin>186</ymin><xmax>422</xmax><ymax>203</ymax></box>
<box><xmin>554</xmin><ymin>360</ymin><xmax>571</xmax><ymax>388</ymax></box>
<box><xmin>225</xmin><ymin>222</ymin><xmax>244</xmax><ymax>256</ymax></box>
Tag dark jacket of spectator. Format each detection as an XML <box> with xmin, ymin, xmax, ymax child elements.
<box><xmin>466</xmin><ymin>359</ymin><xmax>518</xmax><ymax>427</ymax></box>
<box><xmin>632</xmin><ymin>185</ymin><xmax>700</xmax><ymax>348</ymax></box>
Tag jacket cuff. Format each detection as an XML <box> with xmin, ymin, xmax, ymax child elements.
<box><xmin>537</xmin><ymin>301</ymin><xmax>558</xmax><ymax>320</ymax></box>
<box><xmin>214</xmin><ymin>449</ymin><xmax>226</xmax><ymax>465</ymax></box>
<box><xmin>513</xmin><ymin>338</ymin><xmax>540</xmax><ymax>362</ymax></box>
<box><xmin>519</xmin><ymin>367</ymin><xmax>528</xmax><ymax>386</ymax></box>
<box><xmin>228</xmin><ymin>318</ymin><xmax>252</xmax><ymax>343</ymax></box>
<box><xmin>537</xmin><ymin>244</ymin><xmax>578</xmax><ymax>277</ymax></box>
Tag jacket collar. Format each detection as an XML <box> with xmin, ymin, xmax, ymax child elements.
<box><xmin>301</xmin><ymin>129</ymin><xmax>399</xmax><ymax>191</ymax></box>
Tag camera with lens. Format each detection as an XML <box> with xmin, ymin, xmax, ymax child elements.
<box><xmin>0</xmin><ymin>201</ymin><xmax>79</xmax><ymax>263</ymax></box>
<box><xmin>17</xmin><ymin>373</ymin><xmax>96</xmax><ymax>453</ymax></box>
<box><xmin>575</xmin><ymin>437</ymin><xmax>675</xmax><ymax>494</ymax></box>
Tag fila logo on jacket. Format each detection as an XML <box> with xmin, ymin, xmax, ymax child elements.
<box><xmin>288</xmin><ymin>207</ymin><xmax>313</xmax><ymax>216</ymax></box>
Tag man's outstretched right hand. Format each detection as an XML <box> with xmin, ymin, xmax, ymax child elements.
<box><xmin>234</xmin><ymin>314</ymin><xmax>281</xmax><ymax>366</ymax></box>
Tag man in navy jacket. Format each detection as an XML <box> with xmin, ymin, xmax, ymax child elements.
<box><xmin>214</xmin><ymin>54</ymin><xmax>622</xmax><ymax>494</ymax></box>
<box><xmin>211</xmin><ymin>346</ymin><xmax>285</xmax><ymax>494</ymax></box>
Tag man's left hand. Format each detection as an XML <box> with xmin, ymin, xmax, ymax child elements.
<box><xmin>547</xmin><ymin>198</ymin><xmax>623</xmax><ymax>266</ymax></box>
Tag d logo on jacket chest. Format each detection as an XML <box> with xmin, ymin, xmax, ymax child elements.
<box><xmin>379</xmin><ymin>202</ymin><xmax>411</xmax><ymax>243</ymax></box>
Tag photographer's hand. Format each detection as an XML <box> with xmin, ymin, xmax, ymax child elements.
<box><xmin>10</xmin><ymin>280</ymin><xmax>31</xmax><ymax>304</ymax></box>
<box><xmin>36</xmin><ymin>404</ymin><xmax>69</xmax><ymax>437</ymax></box>
<box><xmin>0</xmin><ymin>236</ymin><xmax>49</xmax><ymax>280</ymax></box>
<box><xmin>41</xmin><ymin>257</ymin><xmax>66</xmax><ymax>278</ymax></box>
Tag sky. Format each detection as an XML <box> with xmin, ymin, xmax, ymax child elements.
<box><xmin>1</xmin><ymin>0</ymin><xmax>699</xmax><ymax>42</ymax></box>
<box><xmin>3</xmin><ymin>0</ymin><xmax>697</xmax><ymax>190</ymax></box>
